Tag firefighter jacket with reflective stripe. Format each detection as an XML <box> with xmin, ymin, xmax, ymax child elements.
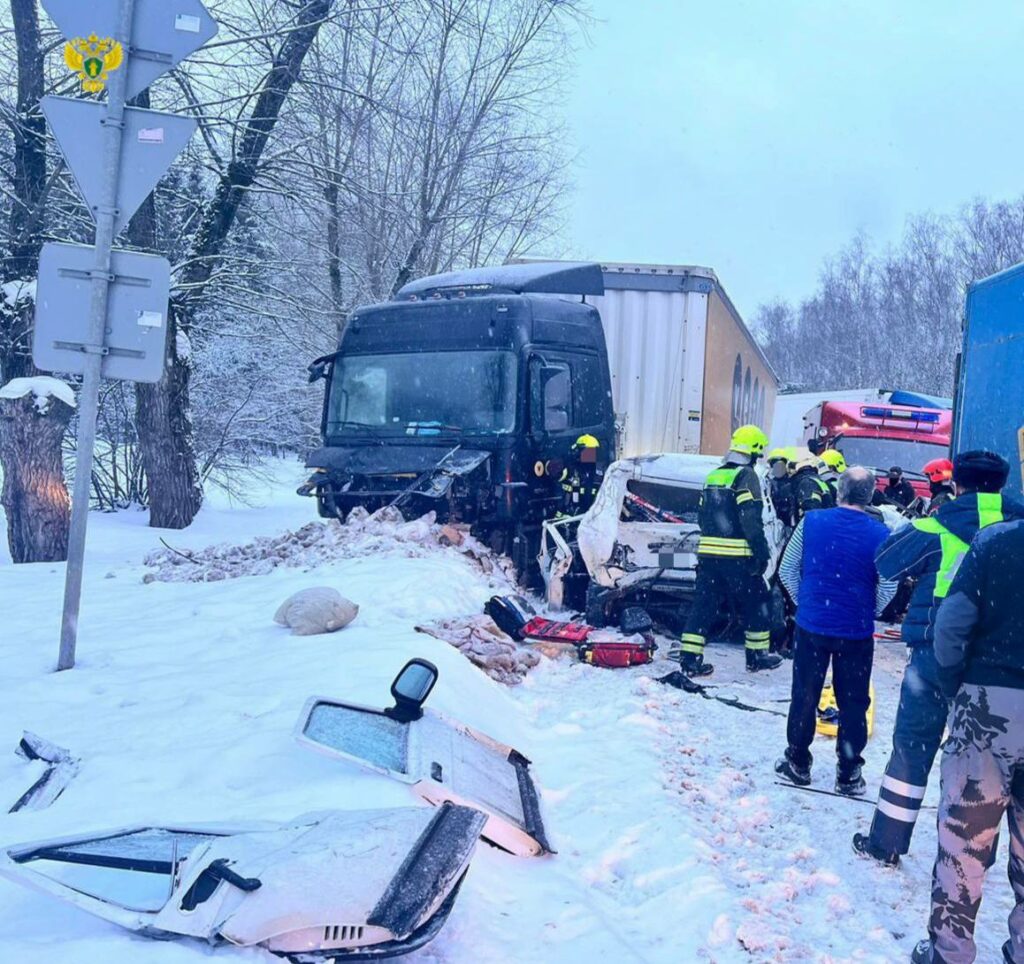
<box><xmin>559</xmin><ymin>466</ymin><xmax>602</xmax><ymax>515</ymax></box>
<box><xmin>696</xmin><ymin>462</ymin><xmax>769</xmax><ymax>565</ymax></box>
<box><xmin>875</xmin><ymin>491</ymin><xmax>1023</xmax><ymax>648</ymax></box>
<box><xmin>794</xmin><ymin>469</ymin><xmax>833</xmax><ymax>518</ymax></box>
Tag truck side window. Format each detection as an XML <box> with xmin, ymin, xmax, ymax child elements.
<box><xmin>531</xmin><ymin>360</ymin><xmax>573</xmax><ymax>433</ymax></box>
<box><xmin>572</xmin><ymin>354</ymin><xmax>612</xmax><ymax>428</ymax></box>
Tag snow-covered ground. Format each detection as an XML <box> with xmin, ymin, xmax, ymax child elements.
<box><xmin>0</xmin><ymin>460</ymin><xmax>1015</xmax><ymax>963</ymax></box>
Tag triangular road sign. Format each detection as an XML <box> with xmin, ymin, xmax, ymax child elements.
<box><xmin>41</xmin><ymin>0</ymin><xmax>218</xmax><ymax>101</ymax></box>
<box><xmin>42</xmin><ymin>96</ymin><xmax>197</xmax><ymax>236</ymax></box>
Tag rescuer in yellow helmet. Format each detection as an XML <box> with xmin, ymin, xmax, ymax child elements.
<box><xmin>819</xmin><ymin>448</ymin><xmax>847</xmax><ymax>504</ymax></box>
<box><xmin>664</xmin><ymin>424</ymin><xmax>782</xmax><ymax>680</ymax></box>
<box><xmin>558</xmin><ymin>434</ymin><xmax>603</xmax><ymax>516</ymax></box>
<box><xmin>767</xmin><ymin>447</ymin><xmax>797</xmax><ymax>529</ymax></box>
<box><xmin>793</xmin><ymin>453</ymin><xmax>834</xmax><ymax>519</ymax></box>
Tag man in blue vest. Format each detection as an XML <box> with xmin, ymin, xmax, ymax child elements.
<box><xmin>775</xmin><ymin>467</ymin><xmax>898</xmax><ymax>794</ymax></box>
<box><xmin>854</xmin><ymin>450</ymin><xmax>1023</xmax><ymax>866</ymax></box>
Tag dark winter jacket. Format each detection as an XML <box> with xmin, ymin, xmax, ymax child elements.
<box><xmin>885</xmin><ymin>478</ymin><xmax>916</xmax><ymax>508</ymax></box>
<box><xmin>874</xmin><ymin>491</ymin><xmax>1024</xmax><ymax>648</ymax></box>
<box><xmin>794</xmin><ymin>469</ymin><xmax>833</xmax><ymax>519</ymax></box>
<box><xmin>928</xmin><ymin>485</ymin><xmax>955</xmax><ymax>516</ymax></box>
<box><xmin>934</xmin><ymin>519</ymin><xmax>1024</xmax><ymax>695</ymax></box>
<box><xmin>769</xmin><ymin>475</ymin><xmax>796</xmax><ymax>528</ymax></box>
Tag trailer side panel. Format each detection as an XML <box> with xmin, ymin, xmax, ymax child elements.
<box><xmin>955</xmin><ymin>263</ymin><xmax>1024</xmax><ymax>499</ymax></box>
<box><xmin>701</xmin><ymin>288</ymin><xmax>778</xmax><ymax>454</ymax></box>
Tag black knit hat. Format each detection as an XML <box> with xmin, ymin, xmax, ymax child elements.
<box><xmin>953</xmin><ymin>450</ymin><xmax>1009</xmax><ymax>493</ymax></box>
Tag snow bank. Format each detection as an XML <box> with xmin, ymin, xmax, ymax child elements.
<box><xmin>142</xmin><ymin>506</ymin><xmax>515</xmax><ymax>584</ymax></box>
<box><xmin>0</xmin><ymin>376</ymin><xmax>76</xmax><ymax>414</ymax></box>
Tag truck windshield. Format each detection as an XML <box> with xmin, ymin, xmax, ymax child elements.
<box><xmin>328</xmin><ymin>350</ymin><xmax>517</xmax><ymax>436</ymax></box>
<box><xmin>836</xmin><ymin>437</ymin><xmax>947</xmax><ymax>478</ymax></box>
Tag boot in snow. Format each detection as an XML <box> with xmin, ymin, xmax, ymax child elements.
<box><xmin>679</xmin><ymin>652</ymin><xmax>714</xmax><ymax>677</ymax></box>
<box><xmin>852</xmin><ymin>832</ymin><xmax>899</xmax><ymax>868</ymax></box>
<box><xmin>911</xmin><ymin>939</ymin><xmax>933</xmax><ymax>963</ymax></box>
<box><xmin>746</xmin><ymin>649</ymin><xmax>783</xmax><ymax>672</ymax></box>
<box><xmin>836</xmin><ymin>766</ymin><xmax>867</xmax><ymax>797</ymax></box>
<box><xmin>774</xmin><ymin>750</ymin><xmax>811</xmax><ymax>787</ymax></box>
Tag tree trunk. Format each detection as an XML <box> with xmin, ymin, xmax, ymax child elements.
<box><xmin>134</xmin><ymin>308</ymin><xmax>202</xmax><ymax>528</ymax></box>
<box><xmin>126</xmin><ymin>91</ymin><xmax>204</xmax><ymax>529</ymax></box>
<box><xmin>0</xmin><ymin>392</ymin><xmax>74</xmax><ymax>563</ymax></box>
<box><xmin>0</xmin><ymin>0</ymin><xmax>73</xmax><ymax>562</ymax></box>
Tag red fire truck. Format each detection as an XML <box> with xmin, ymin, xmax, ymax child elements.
<box><xmin>803</xmin><ymin>397</ymin><xmax>952</xmax><ymax>499</ymax></box>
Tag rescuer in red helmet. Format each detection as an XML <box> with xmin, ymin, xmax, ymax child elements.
<box><xmin>923</xmin><ymin>458</ymin><xmax>955</xmax><ymax>515</ymax></box>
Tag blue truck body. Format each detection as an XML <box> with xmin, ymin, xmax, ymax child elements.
<box><xmin>953</xmin><ymin>261</ymin><xmax>1024</xmax><ymax>500</ymax></box>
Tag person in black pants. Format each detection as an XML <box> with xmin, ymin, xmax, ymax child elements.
<box><xmin>776</xmin><ymin>467</ymin><xmax>899</xmax><ymax>794</ymax></box>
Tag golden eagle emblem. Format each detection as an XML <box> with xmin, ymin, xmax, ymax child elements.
<box><xmin>64</xmin><ymin>35</ymin><xmax>124</xmax><ymax>94</ymax></box>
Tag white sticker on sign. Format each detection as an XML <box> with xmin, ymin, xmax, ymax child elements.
<box><xmin>138</xmin><ymin>311</ymin><xmax>163</xmax><ymax>328</ymax></box>
<box><xmin>175</xmin><ymin>14</ymin><xmax>202</xmax><ymax>32</ymax></box>
<box><xmin>138</xmin><ymin>128</ymin><xmax>165</xmax><ymax>144</ymax></box>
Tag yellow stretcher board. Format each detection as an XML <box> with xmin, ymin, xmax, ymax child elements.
<box><xmin>816</xmin><ymin>681</ymin><xmax>875</xmax><ymax>739</ymax></box>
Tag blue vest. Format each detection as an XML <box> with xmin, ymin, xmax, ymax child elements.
<box><xmin>796</xmin><ymin>508</ymin><xmax>890</xmax><ymax>639</ymax></box>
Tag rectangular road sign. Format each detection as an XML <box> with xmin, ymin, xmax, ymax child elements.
<box><xmin>41</xmin><ymin>0</ymin><xmax>218</xmax><ymax>100</ymax></box>
<box><xmin>42</xmin><ymin>97</ymin><xmax>197</xmax><ymax>237</ymax></box>
<box><xmin>33</xmin><ymin>242</ymin><xmax>170</xmax><ymax>383</ymax></box>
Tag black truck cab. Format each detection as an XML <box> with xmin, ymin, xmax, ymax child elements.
<box><xmin>302</xmin><ymin>262</ymin><xmax>616</xmax><ymax>571</ymax></box>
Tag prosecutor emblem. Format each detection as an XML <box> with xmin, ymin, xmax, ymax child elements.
<box><xmin>64</xmin><ymin>35</ymin><xmax>124</xmax><ymax>93</ymax></box>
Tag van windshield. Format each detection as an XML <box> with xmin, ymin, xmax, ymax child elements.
<box><xmin>836</xmin><ymin>437</ymin><xmax>947</xmax><ymax>479</ymax></box>
<box><xmin>328</xmin><ymin>350</ymin><xmax>518</xmax><ymax>436</ymax></box>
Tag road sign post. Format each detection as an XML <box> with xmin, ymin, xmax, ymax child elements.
<box><xmin>36</xmin><ymin>0</ymin><xmax>216</xmax><ymax>670</ymax></box>
<box><xmin>57</xmin><ymin>0</ymin><xmax>136</xmax><ymax>671</ymax></box>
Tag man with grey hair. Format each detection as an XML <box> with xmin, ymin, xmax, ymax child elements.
<box><xmin>776</xmin><ymin>466</ymin><xmax>900</xmax><ymax>794</ymax></box>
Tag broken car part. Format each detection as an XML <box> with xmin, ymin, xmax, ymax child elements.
<box><xmin>0</xmin><ymin>804</ymin><xmax>485</xmax><ymax>961</ymax></box>
<box><xmin>296</xmin><ymin>661</ymin><xmax>552</xmax><ymax>857</ymax></box>
<box><xmin>9</xmin><ymin>731</ymin><xmax>80</xmax><ymax>814</ymax></box>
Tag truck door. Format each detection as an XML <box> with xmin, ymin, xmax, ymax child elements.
<box><xmin>527</xmin><ymin>351</ymin><xmax>613</xmax><ymax>518</ymax></box>
<box><xmin>528</xmin><ymin>355</ymin><xmax>575</xmax><ymax>518</ymax></box>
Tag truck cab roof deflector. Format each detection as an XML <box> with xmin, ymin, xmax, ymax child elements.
<box><xmin>396</xmin><ymin>262</ymin><xmax>604</xmax><ymax>299</ymax></box>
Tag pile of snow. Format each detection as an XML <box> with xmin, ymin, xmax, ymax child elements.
<box><xmin>416</xmin><ymin>614</ymin><xmax>542</xmax><ymax>685</ymax></box>
<box><xmin>0</xmin><ymin>376</ymin><xmax>76</xmax><ymax>415</ymax></box>
<box><xmin>142</xmin><ymin>506</ymin><xmax>515</xmax><ymax>584</ymax></box>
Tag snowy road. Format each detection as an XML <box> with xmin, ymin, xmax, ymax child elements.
<box><xmin>0</xmin><ymin>463</ymin><xmax>1015</xmax><ymax>963</ymax></box>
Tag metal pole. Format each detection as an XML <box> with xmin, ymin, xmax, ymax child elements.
<box><xmin>57</xmin><ymin>0</ymin><xmax>136</xmax><ymax>671</ymax></box>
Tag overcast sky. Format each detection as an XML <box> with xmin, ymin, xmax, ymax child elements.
<box><xmin>559</xmin><ymin>0</ymin><xmax>1024</xmax><ymax>319</ymax></box>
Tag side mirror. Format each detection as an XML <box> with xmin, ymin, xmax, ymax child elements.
<box><xmin>307</xmin><ymin>355</ymin><xmax>333</xmax><ymax>384</ymax></box>
<box><xmin>385</xmin><ymin>659</ymin><xmax>439</xmax><ymax>723</ymax></box>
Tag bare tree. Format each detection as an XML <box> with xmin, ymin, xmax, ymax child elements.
<box><xmin>0</xmin><ymin>0</ymin><xmax>73</xmax><ymax>562</ymax></box>
<box><xmin>138</xmin><ymin>0</ymin><xmax>338</xmax><ymax>528</ymax></box>
<box><xmin>754</xmin><ymin>198</ymin><xmax>1024</xmax><ymax>397</ymax></box>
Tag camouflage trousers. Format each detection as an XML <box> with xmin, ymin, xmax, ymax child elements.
<box><xmin>928</xmin><ymin>684</ymin><xmax>1024</xmax><ymax>964</ymax></box>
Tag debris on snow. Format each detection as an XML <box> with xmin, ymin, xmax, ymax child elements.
<box><xmin>274</xmin><ymin>587</ymin><xmax>359</xmax><ymax>636</ymax></box>
<box><xmin>9</xmin><ymin>732</ymin><xmax>80</xmax><ymax>813</ymax></box>
<box><xmin>143</xmin><ymin>507</ymin><xmax>515</xmax><ymax>584</ymax></box>
<box><xmin>415</xmin><ymin>615</ymin><xmax>541</xmax><ymax>685</ymax></box>
<box><xmin>0</xmin><ymin>376</ymin><xmax>76</xmax><ymax>414</ymax></box>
